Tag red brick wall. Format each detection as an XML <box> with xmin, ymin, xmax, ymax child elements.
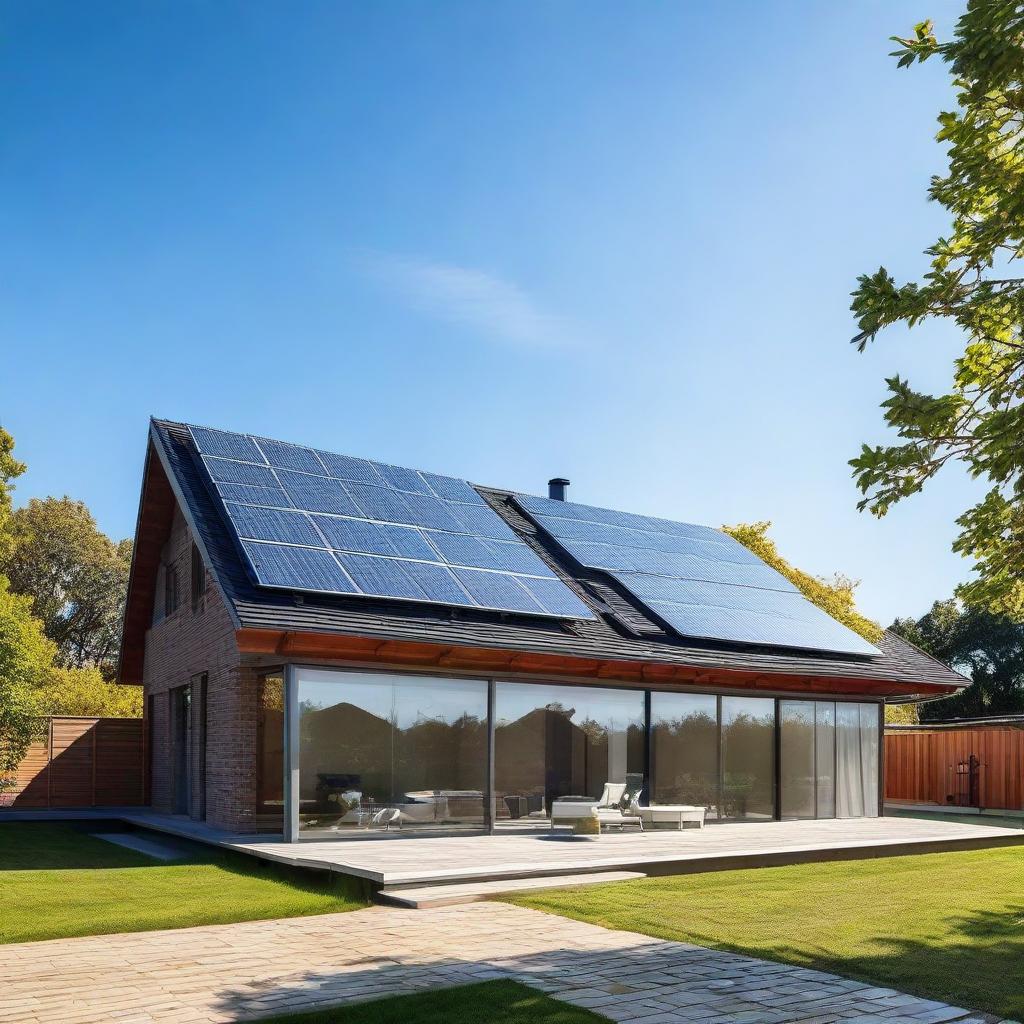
<box><xmin>142</xmin><ymin>505</ymin><xmax>257</xmax><ymax>831</ymax></box>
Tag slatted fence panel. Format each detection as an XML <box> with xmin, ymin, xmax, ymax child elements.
<box><xmin>885</xmin><ymin>727</ymin><xmax>1024</xmax><ymax>810</ymax></box>
<box><xmin>1</xmin><ymin>717</ymin><xmax>145</xmax><ymax>809</ymax></box>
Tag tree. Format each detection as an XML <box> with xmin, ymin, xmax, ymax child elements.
<box><xmin>0</xmin><ymin>427</ymin><xmax>26</xmax><ymax>560</ymax></box>
<box><xmin>33</xmin><ymin>665</ymin><xmax>142</xmax><ymax>718</ymax></box>
<box><xmin>723</xmin><ymin>522</ymin><xmax>882</xmax><ymax>644</ymax></box>
<box><xmin>890</xmin><ymin>598</ymin><xmax>1024</xmax><ymax>719</ymax></box>
<box><xmin>849</xmin><ymin>3</ymin><xmax>1024</xmax><ymax>619</ymax></box>
<box><xmin>0</xmin><ymin>578</ymin><xmax>50</xmax><ymax>789</ymax></box>
<box><xmin>2</xmin><ymin>498</ymin><xmax>132</xmax><ymax>675</ymax></box>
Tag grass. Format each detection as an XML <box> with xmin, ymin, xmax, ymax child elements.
<box><xmin>508</xmin><ymin>846</ymin><xmax>1024</xmax><ymax>1020</ymax></box>
<box><xmin>0</xmin><ymin>822</ymin><xmax>369</xmax><ymax>943</ymax></box>
<box><xmin>242</xmin><ymin>981</ymin><xmax>605</xmax><ymax>1024</ymax></box>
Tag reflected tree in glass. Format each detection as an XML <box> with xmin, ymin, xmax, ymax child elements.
<box><xmin>650</xmin><ymin>693</ymin><xmax>719</xmax><ymax>814</ymax></box>
<box><xmin>721</xmin><ymin>696</ymin><xmax>775</xmax><ymax>820</ymax></box>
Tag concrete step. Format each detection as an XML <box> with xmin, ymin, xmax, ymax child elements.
<box><xmin>378</xmin><ymin>869</ymin><xmax>645</xmax><ymax>908</ymax></box>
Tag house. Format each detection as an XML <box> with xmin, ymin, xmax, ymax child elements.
<box><xmin>118</xmin><ymin>419</ymin><xmax>969</xmax><ymax>839</ymax></box>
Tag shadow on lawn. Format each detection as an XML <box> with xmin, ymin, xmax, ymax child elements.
<box><xmin>710</xmin><ymin>904</ymin><xmax>1024</xmax><ymax>1022</ymax></box>
<box><xmin>206</xmin><ymin>919</ymin><xmax>1003</xmax><ymax>1024</ymax></box>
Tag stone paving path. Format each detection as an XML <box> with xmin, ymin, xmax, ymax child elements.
<box><xmin>0</xmin><ymin>903</ymin><xmax>1015</xmax><ymax>1024</ymax></box>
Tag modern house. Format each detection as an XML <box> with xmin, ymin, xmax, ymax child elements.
<box><xmin>119</xmin><ymin>419</ymin><xmax>968</xmax><ymax>841</ymax></box>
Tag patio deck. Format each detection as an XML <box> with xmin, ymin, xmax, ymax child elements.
<box><xmin>116</xmin><ymin>812</ymin><xmax>1024</xmax><ymax>902</ymax></box>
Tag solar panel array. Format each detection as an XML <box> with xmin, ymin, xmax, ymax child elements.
<box><xmin>515</xmin><ymin>494</ymin><xmax>880</xmax><ymax>657</ymax></box>
<box><xmin>187</xmin><ymin>425</ymin><xmax>594</xmax><ymax>619</ymax></box>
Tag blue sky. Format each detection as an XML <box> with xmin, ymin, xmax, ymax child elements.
<box><xmin>1</xmin><ymin>1</ymin><xmax>977</xmax><ymax>625</ymax></box>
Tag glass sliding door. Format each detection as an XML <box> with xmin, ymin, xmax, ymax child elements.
<box><xmin>836</xmin><ymin>701</ymin><xmax>882</xmax><ymax>818</ymax></box>
<box><xmin>295</xmin><ymin>668</ymin><xmax>488</xmax><ymax>833</ymax></box>
<box><xmin>780</xmin><ymin>701</ymin><xmax>816</xmax><ymax>819</ymax></box>
<box><xmin>721</xmin><ymin>696</ymin><xmax>775</xmax><ymax>820</ymax></box>
<box><xmin>494</xmin><ymin>682</ymin><xmax>644</xmax><ymax>824</ymax></box>
<box><xmin>256</xmin><ymin>672</ymin><xmax>284</xmax><ymax>830</ymax></box>
<box><xmin>650</xmin><ymin>693</ymin><xmax>719</xmax><ymax>815</ymax></box>
<box><xmin>860</xmin><ymin>704</ymin><xmax>880</xmax><ymax>816</ymax></box>
<box><xmin>815</xmin><ymin>702</ymin><xmax>836</xmax><ymax>818</ymax></box>
<box><xmin>281</xmin><ymin>669</ymin><xmax>884</xmax><ymax>836</ymax></box>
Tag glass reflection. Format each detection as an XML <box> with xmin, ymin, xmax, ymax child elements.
<box><xmin>494</xmin><ymin>682</ymin><xmax>644</xmax><ymax>822</ymax></box>
<box><xmin>721</xmin><ymin>696</ymin><xmax>775</xmax><ymax>820</ymax></box>
<box><xmin>780</xmin><ymin>701</ymin><xmax>815</xmax><ymax>820</ymax></box>
<box><xmin>296</xmin><ymin>669</ymin><xmax>488</xmax><ymax>833</ymax></box>
<box><xmin>815</xmin><ymin>702</ymin><xmax>836</xmax><ymax>818</ymax></box>
<box><xmin>650</xmin><ymin>693</ymin><xmax>719</xmax><ymax>814</ymax></box>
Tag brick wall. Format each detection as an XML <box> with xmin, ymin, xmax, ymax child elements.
<box><xmin>142</xmin><ymin>505</ymin><xmax>258</xmax><ymax>831</ymax></box>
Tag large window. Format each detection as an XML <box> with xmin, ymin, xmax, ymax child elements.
<box><xmin>837</xmin><ymin>702</ymin><xmax>880</xmax><ymax>817</ymax></box>
<box><xmin>494</xmin><ymin>682</ymin><xmax>644</xmax><ymax>823</ymax></box>
<box><xmin>721</xmin><ymin>696</ymin><xmax>775</xmax><ymax>820</ymax></box>
<box><xmin>296</xmin><ymin>669</ymin><xmax>488</xmax><ymax>833</ymax></box>
<box><xmin>780</xmin><ymin>701</ymin><xmax>816</xmax><ymax>820</ymax></box>
<box><xmin>650</xmin><ymin>693</ymin><xmax>718</xmax><ymax>812</ymax></box>
<box><xmin>779</xmin><ymin>700</ymin><xmax>876</xmax><ymax>820</ymax></box>
<box><xmin>278</xmin><ymin>668</ymin><xmax>883</xmax><ymax>836</ymax></box>
<box><xmin>815</xmin><ymin>702</ymin><xmax>836</xmax><ymax>818</ymax></box>
<box><xmin>256</xmin><ymin>672</ymin><xmax>284</xmax><ymax>829</ymax></box>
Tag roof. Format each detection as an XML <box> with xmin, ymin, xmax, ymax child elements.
<box><xmin>888</xmin><ymin>716</ymin><xmax>1024</xmax><ymax>731</ymax></box>
<box><xmin>117</xmin><ymin>418</ymin><xmax>970</xmax><ymax>699</ymax></box>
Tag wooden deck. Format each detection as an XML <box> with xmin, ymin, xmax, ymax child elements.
<box><xmin>123</xmin><ymin>813</ymin><xmax>1024</xmax><ymax>890</ymax></box>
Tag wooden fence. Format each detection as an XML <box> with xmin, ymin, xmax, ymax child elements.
<box><xmin>1</xmin><ymin>717</ymin><xmax>146</xmax><ymax>809</ymax></box>
<box><xmin>885</xmin><ymin>726</ymin><xmax>1024</xmax><ymax>810</ymax></box>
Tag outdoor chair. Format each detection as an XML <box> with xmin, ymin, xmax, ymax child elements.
<box><xmin>550</xmin><ymin>782</ymin><xmax>644</xmax><ymax>834</ymax></box>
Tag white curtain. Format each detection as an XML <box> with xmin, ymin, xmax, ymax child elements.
<box><xmin>835</xmin><ymin>702</ymin><xmax>881</xmax><ymax>818</ymax></box>
<box><xmin>836</xmin><ymin>703</ymin><xmax>863</xmax><ymax>817</ymax></box>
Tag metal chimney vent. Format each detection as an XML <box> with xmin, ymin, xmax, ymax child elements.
<box><xmin>548</xmin><ymin>478</ymin><xmax>570</xmax><ymax>501</ymax></box>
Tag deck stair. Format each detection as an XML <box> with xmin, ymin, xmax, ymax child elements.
<box><xmin>377</xmin><ymin>869</ymin><xmax>645</xmax><ymax>908</ymax></box>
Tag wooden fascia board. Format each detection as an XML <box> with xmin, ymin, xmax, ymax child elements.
<box><xmin>235</xmin><ymin>627</ymin><xmax>959</xmax><ymax>699</ymax></box>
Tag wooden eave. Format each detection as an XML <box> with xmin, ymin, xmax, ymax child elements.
<box><xmin>236</xmin><ymin>627</ymin><xmax>956</xmax><ymax>700</ymax></box>
<box><xmin>117</xmin><ymin>442</ymin><xmax>176</xmax><ymax>685</ymax></box>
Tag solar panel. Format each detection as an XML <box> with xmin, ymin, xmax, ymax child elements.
<box><xmin>187</xmin><ymin>424</ymin><xmax>593</xmax><ymax>619</ymax></box>
<box><xmin>515</xmin><ymin>493</ymin><xmax>879</xmax><ymax>657</ymax></box>
<box><xmin>241</xmin><ymin>541</ymin><xmax>358</xmax><ymax>593</ymax></box>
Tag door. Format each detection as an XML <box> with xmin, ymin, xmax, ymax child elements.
<box><xmin>171</xmin><ymin>684</ymin><xmax>192</xmax><ymax>815</ymax></box>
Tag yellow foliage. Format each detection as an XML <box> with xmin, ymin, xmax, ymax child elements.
<box><xmin>34</xmin><ymin>666</ymin><xmax>142</xmax><ymax>718</ymax></box>
<box><xmin>722</xmin><ymin>522</ymin><xmax>884</xmax><ymax>646</ymax></box>
<box><xmin>884</xmin><ymin>703</ymin><xmax>919</xmax><ymax>725</ymax></box>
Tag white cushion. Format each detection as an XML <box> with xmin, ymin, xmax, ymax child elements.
<box><xmin>598</xmin><ymin>782</ymin><xmax>627</xmax><ymax>808</ymax></box>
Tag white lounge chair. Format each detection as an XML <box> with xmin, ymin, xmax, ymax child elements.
<box><xmin>550</xmin><ymin>782</ymin><xmax>644</xmax><ymax>833</ymax></box>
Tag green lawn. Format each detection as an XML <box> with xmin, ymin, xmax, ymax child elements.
<box><xmin>0</xmin><ymin>822</ymin><xmax>368</xmax><ymax>943</ymax></box>
<box><xmin>509</xmin><ymin>846</ymin><xmax>1024</xmax><ymax>1020</ymax></box>
<box><xmin>245</xmin><ymin>981</ymin><xmax>604</xmax><ymax>1024</ymax></box>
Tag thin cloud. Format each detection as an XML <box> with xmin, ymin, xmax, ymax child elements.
<box><xmin>362</xmin><ymin>254</ymin><xmax>578</xmax><ymax>351</ymax></box>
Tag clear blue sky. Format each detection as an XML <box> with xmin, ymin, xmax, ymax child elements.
<box><xmin>1</xmin><ymin>1</ymin><xmax>978</xmax><ymax>626</ymax></box>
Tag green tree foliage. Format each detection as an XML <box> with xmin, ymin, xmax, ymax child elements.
<box><xmin>850</xmin><ymin>3</ymin><xmax>1024</xmax><ymax>619</ymax></box>
<box><xmin>2</xmin><ymin>498</ymin><xmax>132</xmax><ymax>676</ymax></box>
<box><xmin>0</xmin><ymin>427</ymin><xmax>26</xmax><ymax>561</ymax></box>
<box><xmin>723</xmin><ymin>522</ymin><xmax>883</xmax><ymax>645</ymax></box>
<box><xmin>0</xmin><ymin>578</ymin><xmax>50</xmax><ymax>788</ymax></box>
<box><xmin>34</xmin><ymin>665</ymin><xmax>142</xmax><ymax>718</ymax></box>
<box><xmin>890</xmin><ymin>598</ymin><xmax>1024</xmax><ymax>719</ymax></box>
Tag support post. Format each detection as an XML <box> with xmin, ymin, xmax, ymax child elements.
<box><xmin>283</xmin><ymin>664</ymin><xmax>300</xmax><ymax>843</ymax></box>
<box><xmin>643</xmin><ymin>690</ymin><xmax>652</xmax><ymax>801</ymax></box>
<box><xmin>878</xmin><ymin>701</ymin><xmax>885</xmax><ymax>818</ymax></box>
<box><xmin>485</xmin><ymin>680</ymin><xmax>496</xmax><ymax>834</ymax></box>
<box><xmin>774</xmin><ymin>699</ymin><xmax>782</xmax><ymax>821</ymax></box>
